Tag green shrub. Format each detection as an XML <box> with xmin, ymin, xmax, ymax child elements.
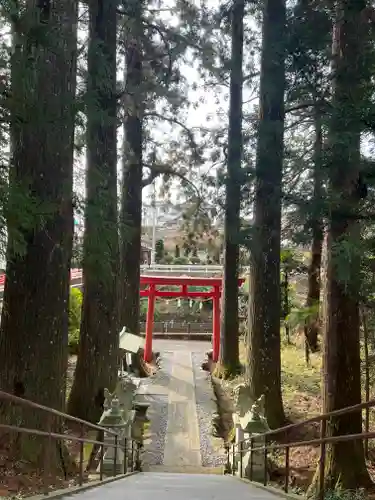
<box><xmin>161</xmin><ymin>253</ymin><xmax>174</xmax><ymax>264</ymax></box>
<box><xmin>173</xmin><ymin>256</ymin><xmax>189</xmax><ymax>265</ymax></box>
<box><xmin>324</xmin><ymin>490</ymin><xmax>366</xmax><ymax>500</ymax></box>
<box><xmin>69</xmin><ymin>287</ymin><xmax>82</xmax><ymax>354</ymax></box>
<box><xmin>190</xmin><ymin>256</ymin><xmax>201</xmax><ymax>264</ymax></box>
<box><xmin>140</xmin><ymin>297</ymin><xmax>161</xmax><ymax>320</ymax></box>
<box><xmin>155</xmin><ymin>239</ymin><xmax>164</xmax><ymax>263</ymax></box>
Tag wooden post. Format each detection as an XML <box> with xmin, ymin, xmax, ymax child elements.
<box><xmin>144</xmin><ymin>284</ymin><xmax>155</xmax><ymax>362</ymax></box>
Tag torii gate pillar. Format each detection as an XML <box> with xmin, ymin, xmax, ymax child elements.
<box><xmin>212</xmin><ymin>286</ymin><xmax>221</xmax><ymax>362</ymax></box>
<box><xmin>144</xmin><ymin>284</ymin><xmax>155</xmax><ymax>362</ymax></box>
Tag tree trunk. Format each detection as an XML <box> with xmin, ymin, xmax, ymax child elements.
<box><xmin>246</xmin><ymin>0</ymin><xmax>286</xmax><ymax>428</ymax></box>
<box><xmin>0</xmin><ymin>0</ymin><xmax>77</xmax><ymax>464</ymax></box>
<box><xmin>282</xmin><ymin>269</ymin><xmax>290</xmax><ymax>344</ymax></box>
<box><xmin>312</xmin><ymin>0</ymin><xmax>372</xmax><ymax>489</ymax></box>
<box><xmin>218</xmin><ymin>0</ymin><xmax>244</xmax><ymax>378</ymax></box>
<box><xmin>68</xmin><ymin>0</ymin><xmax>119</xmax><ymax>423</ymax></box>
<box><xmin>119</xmin><ymin>4</ymin><xmax>143</xmax><ymax>346</ymax></box>
<box><xmin>304</xmin><ymin>112</ymin><xmax>323</xmax><ymax>354</ymax></box>
<box><xmin>321</xmin><ymin>227</ymin><xmax>371</xmax><ymax>488</ymax></box>
<box><xmin>361</xmin><ymin>307</ymin><xmax>370</xmax><ymax>459</ymax></box>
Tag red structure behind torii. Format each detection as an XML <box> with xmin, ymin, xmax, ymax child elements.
<box><xmin>140</xmin><ymin>275</ymin><xmax>245</xmax><ymax>362</ymax></box>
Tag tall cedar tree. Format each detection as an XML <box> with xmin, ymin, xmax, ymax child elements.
<box><xmin>246</xmin><ymin>0</ymin><xmax>286</xmax><ymax>427</ymax></box>
<box><xmin>286</xmin><ymin>0</ymin><xmax>331</xmax><ymax>357</ymax></box>
<box><xmin>120</xmin><ymin>1</ymin><xmax>143</xmax><ymax>341</ymax></box>
<box><xmin>218</xmin><ymin>0</ymin><xmax>244</xmax><ymax>377</ymax></box>
<box><xmin>313</xmin><ymin>0</ymin><xmax>373</xmax><ymax>489</ymax></box>
<box><xmin>0</xmin><ymin>0</ymin><xmax>77</xmax><ymax>463</ymax></box>
<box><xmin>68</xmin><ymin>0</ymin><xmax>119</xmax><ymax>422</ymax></box>
<box><xmin>304</xmin><ymin>111</ymin><xmax>324</xmax><ymax>354</ymax></box>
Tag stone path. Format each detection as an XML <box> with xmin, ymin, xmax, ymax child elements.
<box><xmin>140</xmin><ymin>340</ymin><xmax>225</xmax><ymax>470</ymax></box>
<box><xmin>63</xmin><ymin>472</ymin><xmax>281</xmax><ymax>500</ymax></box>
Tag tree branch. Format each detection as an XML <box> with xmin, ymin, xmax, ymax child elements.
<box><xmin>143</xmin><ymin>111</ymin><xmax>199</xmax><ymax>153</ymax></box>
<box><xmin>142</xmin><ymin>162</ymin><xmax>201</xmax><ymax>200</ymax></box>
<box><xmin>285</xmin><ymin>99</ymin><xmax>328</xmax><ymax>114</ymax></box>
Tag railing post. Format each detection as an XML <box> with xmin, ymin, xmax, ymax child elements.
<box><xmin>225</xmin><ymin>443</ymin><xmax>231</xmax><ymax>474</ymax></box>
<box><xmin>123</xmin><ymin>437</ymin><xmax>128</xmax><ymax>474</ymax></box>
<box><xmin>284</xmin><ymin>446</ymin><xmax>290</xmax><ymax>493</ymax></box>
<box><xmin>365</xmin><ymin>404</ymin><xmax>370</xmax><ymax>459</ymax></box>
<box><xmin>43</xmin><ymin>413</ymin><xmax>53</xmax><ymax>496</ymax></box>
<box><xmin>263</xmin><ymin>437</ymin><xmax>268</xmax><ymax>486</ymax></box>
<box><xmin>113</xmin><ymin>434</ymin><xmax>118</xmax><ymax>476</ymax></box>
<box><xmin>250</xmin><ymin>437</ymin><xmax>254</xmax><ymax>481</ymax></box>
<box><xmin>135</xmin><ymin>442</ymin><xmax>141</xmax><ymax>471</ymax></box>
<box><xmin>79</xmin><ymin>424</ymin><xmax>84</xmax><ymax>486</ymax></box>
<box><xmin>99</xmin><ymin>431</ymin><xmax>104</xmax><ymax>481</ymax></box>
<box><xmin>318</xmin><ymin>418</ymin><xmax>327</xmax><ymax>500</ymax></box>
<box><xmin>239</xmin><ymin>440</ymin><xmax>243</xmax><ymax>478</ymax></box>
<box><xmin>131</xmin><ymin>440</ymin><xmax>135</xmax><ymax>472</ymax></box>
<box><xmin>232</xmin><ymin>443</ymin><xmax>236</xmax><ymax>475</ymax></box>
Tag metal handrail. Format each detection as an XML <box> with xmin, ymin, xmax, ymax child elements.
<box><xmin>229</xmin><ymin>398</ymin><xmax>375</xmax><ymax>500</ymax></box>
<box><xmin>0</xmin><ymin>390</ymin><xmax>118</xmax><ymax>435</ymax></box>
<box><xmin>0</xmin><ymin>390</ymin><xmax>142</xmax><ymax>495</ymax></box>
<box><xmin>247</xmin><ymin>397</ymin><xmax>375</xmax><ymax>442</ymax></box>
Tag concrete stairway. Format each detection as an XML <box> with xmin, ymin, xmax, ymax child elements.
<box><xmin>61</xmin><ymin>472</ymin><xmax>281</xmax><ymax>500</ymax></box>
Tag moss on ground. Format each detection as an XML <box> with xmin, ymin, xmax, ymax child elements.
<box><xmin>281</xmin><ymin>343</ymin><xmax>321</xmax><ymax>420</ymax></box>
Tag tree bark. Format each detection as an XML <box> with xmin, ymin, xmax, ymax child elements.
<box><xmin>119</xmin><ymin>3</ymin><xmax>143</xmax><ymax>344</ymax></box>
<box><xmin>282</xmin><ymin>268</ymin><xmax>290</xmax><ymax>344</ymax></box>
<box><xmin>304</xmin><ymin>112</ymin><xmax>323</xmax><ymax>354</ymax></box>
<box><xmin>218</xmin><ymin>0</ymin><xmax>244</xmax><ymax>378</ymax></box>
<box><xmin>361</xmin><ymin>307</ymin><xmax>370</xmax><ymax>459</ymax></box>
<box><xmin>68</xmin><ymin>0</ymin><xmax>119</xmax><ymax>422</ymax></box>
<box><xmin>312</xmin><ymin>0</ymin><xmax>372</xmax><ymax>489</ymax></box>
<box><xmin>0</xmin><ymin>0</ymin><xmax>77</xmax><ymax>463</ymax></box>
<box><xmin>246</xmin><ymin>0</ymin><xmax>286</xmax><ymax>428</ymax></box>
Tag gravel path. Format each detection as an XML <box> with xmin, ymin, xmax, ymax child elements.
<box><xmin>192</xmin><ymin>352</ymin><xmax>226</xmax><ymax>467</ymax></box>
<box><xmin>140</xmin><ymin>353</ymin><xmax>171</xmax><ymax>468</ymax></box>
<box><xmin>141</xmin><ymin>394</ymin><xmax>168</xmax><ymax>466</ymax></box>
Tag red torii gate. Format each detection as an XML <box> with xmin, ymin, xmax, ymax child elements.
<box><xmin>140</xmin><ymin>275</ymin><xmax>244</xmax><ymax>363</ymax></box>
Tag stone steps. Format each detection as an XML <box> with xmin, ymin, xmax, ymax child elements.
<box><xmin>143</xmin><ymin>465</ymin><xmax>225</xmax><ymax>474</ymax></box>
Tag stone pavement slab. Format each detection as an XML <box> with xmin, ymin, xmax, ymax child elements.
<box><xmin>153</xmin><ymin>339</ymin><xmax>212</xmax><ymax>352</ymax></box>
<box><xmin>140</xmin><ymin>340</ymin><xmax>223</xmax><ymax>469</ymax></box>
<box><xmin>61</xmin><ymin>472</ymin><xmax>283</xmax><ymax>500</ymax></box>
<box><xmin>163</xmin><ymin>350</ymin><xmax>201</xmax><ymax>467</ymax></box>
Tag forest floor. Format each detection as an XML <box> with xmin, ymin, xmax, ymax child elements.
<box><xmin>0</xmin><ymin>353</ymin><xmax>156</xmax><ymax>498</ymax></box>
<box><xmin>0</xmin><ymin>355</ymin><xmax>86</xmax><ymax>497</ymax></box>
<box><xmin>221</xmin><ymin>338</ymin><xmax>375</xmax><ymax>494</ymax></box>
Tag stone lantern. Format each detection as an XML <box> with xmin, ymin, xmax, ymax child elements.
<box><xmin>236</xmin><ymin>395</ymin><xmax>270</xmax><ymax>482</ymax></box>
<box><xmin>97</xmin><ymin>394</ymin><xmax>127</xmax><ymax>475</ymax></box>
